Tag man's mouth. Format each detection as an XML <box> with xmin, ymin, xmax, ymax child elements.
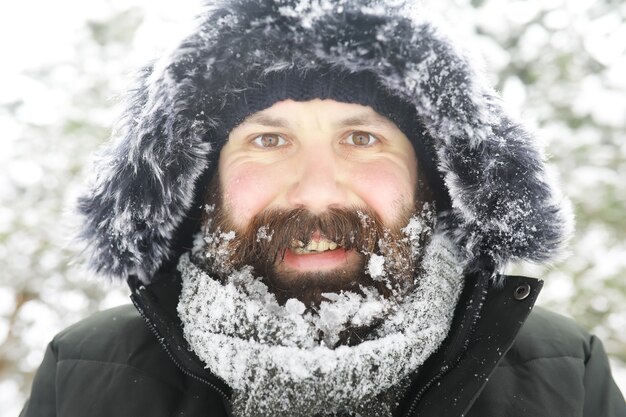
<box><xmin>289</xmin><ymin>237</ymin><xmax>340</xmax><ymax>254</ymax></box>
<box><xmin>280</xmin><ymin>232</ymin><xmax>355</xmax><ymax>271</ymax></box>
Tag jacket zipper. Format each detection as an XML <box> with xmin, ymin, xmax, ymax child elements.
<box><xmin>131</xmin><ymin>296</ymin><xmax>233</xmax><ymax>415</ymax></box>
<box><xmin>404</xmin><ymin>276</ymin><xmax>490</xmax><ymax>417</ymax></box>
<box><xmin>403</xmin><ymin>365</ymin><xmax>449</xmax><ymax>417</ymax></box>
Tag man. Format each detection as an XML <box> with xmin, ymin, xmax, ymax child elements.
<box><xmin>21</xmin><ymin>0</ymin><xmax>626</xmax><ymax>416</ymax></box>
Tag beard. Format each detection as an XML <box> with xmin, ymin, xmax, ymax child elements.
<box><xmin>191</xmin><ymin>173</ymin><xmax>434</xmax><ymax>308</ymax></box>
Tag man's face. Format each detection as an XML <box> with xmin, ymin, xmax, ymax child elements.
<box><xmin>201</xmin><ymin>99</ymin><xmax>424</xmax><ymax>305</ymax></box>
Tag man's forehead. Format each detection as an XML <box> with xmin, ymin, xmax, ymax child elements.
<box><xmin>239</xmin><ymin>106</ymin><xmax>400</xmax><ymax>131</ymax></box>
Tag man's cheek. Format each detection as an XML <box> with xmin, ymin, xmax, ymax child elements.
<box><xmin>351</xmin><ymin>167</ymin><xmax>414</xmax><ymax>223</ymax></box>
<box><xmin>222</xmin><ymin>167</ymin><xmax>281</xmax><ymax>226</ymax></box>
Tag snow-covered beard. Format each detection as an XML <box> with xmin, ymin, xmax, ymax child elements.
<box><xmin>191</xmin><ymin>173</ymin><xmax>434</xmax><ymax>309</ymax></box>
<box><xmin>178</xmin><ymin>231</ymin><xmax>465</xmax><ymax>417</ymax></box>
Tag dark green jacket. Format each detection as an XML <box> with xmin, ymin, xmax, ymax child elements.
<box><xmin>21</xmin><ymin>273</ymin><xmax>626</xmax><ymax>417</ymax></box>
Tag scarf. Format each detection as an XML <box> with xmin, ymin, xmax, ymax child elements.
<box><xmin>178</xmin><ymin>233</ymin><xmax>464</xmax><ymax>417</ymax></box>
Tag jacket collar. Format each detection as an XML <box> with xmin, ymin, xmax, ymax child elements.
<box><xmin>399</xmin><ymin>273</ymin><xmax>543</xmax><ymax>416</ymax></box>
<box><xmin>129</xmin><ymin>269</ymin><xmax>542</xmax><ymax>417</ymax></box>
<box><xmin>129</xmin><ymin>270</ymin><xmax>234</xmax><ymax>412</ymax></box>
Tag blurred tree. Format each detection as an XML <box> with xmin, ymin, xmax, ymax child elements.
<box><xmin>0</xmin><ymin>7</ymin><xmax>142</xmax><ymax>414</ymax></box>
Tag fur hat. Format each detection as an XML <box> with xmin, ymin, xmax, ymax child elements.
<box><xmin>78</xmin><ymin>0</ymin><xmax>572</xmax><ymax>283</ymax></box>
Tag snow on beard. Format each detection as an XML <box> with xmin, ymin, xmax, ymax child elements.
<box><xmin>192</xmin><ymin>173</ymin><xmax>435</xmax><ymax>308</ymax></box>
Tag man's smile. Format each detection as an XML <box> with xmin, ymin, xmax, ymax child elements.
<box><xmin>281</xmin><ymin>246</ymin><xmax>357</xmax><ymax>271</ymax></box>
<box><xmin>289</xmin><ymin>237</ymin><xmax>339</xmax><ymax>254</ymax></box>
<box><xmin>280</xmin><ymin>230</ymin><xmax>356</xmax><ymax>271</ymax></box>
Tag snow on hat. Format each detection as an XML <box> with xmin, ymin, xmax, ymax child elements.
<box><xmin>77</xmin><ymin>0</ymin><xmax>572</xmax><ymax>283</ymax></box>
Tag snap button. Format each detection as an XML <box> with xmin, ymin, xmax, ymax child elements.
<box><xmin>513</xmin><ymin>283</ymin><xmax>531</xmax><ymax>300</ymax></box>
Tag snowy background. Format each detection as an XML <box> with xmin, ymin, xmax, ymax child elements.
<box><xmin>0</xmin><ymin>0</ymin><xmax>625</xmax><ymax>415</ymax></box>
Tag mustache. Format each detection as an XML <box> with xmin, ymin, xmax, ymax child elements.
<box><xmin>211</xmin><ymin>205</ymin><xmax>388</xmax><ymax>266</ymax></box>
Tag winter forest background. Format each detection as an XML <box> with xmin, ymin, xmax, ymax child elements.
<box><xmin>1</xmin><ymin>0</ymin><xmax>625</xmax><ymax>414</ymax></box>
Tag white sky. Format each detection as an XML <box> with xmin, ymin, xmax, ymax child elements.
<box><xmin>0</xmin><ymin>0</ymin><xmax>201</xmax><ymax>87</ymax></box>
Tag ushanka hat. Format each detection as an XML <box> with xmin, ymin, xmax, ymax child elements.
<box><xmin>78</xmin><ymin>0</ymin><xmax>572</xmax><ymax>283</ymax></box>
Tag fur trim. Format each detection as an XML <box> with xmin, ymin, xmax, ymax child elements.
<box><xmin>78</xmin><ymin>0</ymin><xmax>572</xmax><ymax>283</ymax></box>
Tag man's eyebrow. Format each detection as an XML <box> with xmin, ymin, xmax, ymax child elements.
<box><xmin>241</xmin><ymin>114</ymin><xmax>289</xmax><ymax>128</ymax></box>
<box><xmin>334</xmin><ymin>114</ymin><xmax>397</xmax><ymax>129</ymax></box>
<box><xmin>240</xmin><ymin>113</ymin><xmax>398</xmax><ymax>129</ymax></box>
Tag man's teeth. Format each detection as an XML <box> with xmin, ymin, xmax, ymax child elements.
<box><xmin>290</xmin><ymin>238</ymin><xmax>339</xmax><ymax>254</ymax></box>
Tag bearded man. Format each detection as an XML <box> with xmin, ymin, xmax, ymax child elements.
<box><xmin>21</xmin><ymin>1</ymin><xmax>626</xmax><ymax>416</ymax></box>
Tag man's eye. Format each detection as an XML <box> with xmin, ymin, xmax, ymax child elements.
<box><xmin>251</xmin><ymin>134</ymin><xmax>287</xmax><ymax>148</ymax></box>
<box><xmin>345</xmin><ymin>131</ymin><xmax>379</xmax><ymax>146</ymax></box>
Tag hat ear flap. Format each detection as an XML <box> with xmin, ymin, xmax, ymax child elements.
<box><xmin>436</xmin><ymin>101</ymin><xmax>573</xmax><ymax>275</ymax></box>
<box><xmin>394</xmin><ymin>22</ymin><xmax>572</xmax><ymax>273</ymax></box>
<box><xmin>78</xmin><ymin>65</ymin><xmax>214</xmax><ymax>282</ymax></box>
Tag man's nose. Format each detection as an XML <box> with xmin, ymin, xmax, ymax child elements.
<box><xmin>285</xmin><ymin>146</ymin><xmax>348</xmax><ymax>213</ymax></box>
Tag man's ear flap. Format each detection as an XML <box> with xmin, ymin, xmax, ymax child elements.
<box><xmin>77</xmin><ymin>65</ymin><xmax>215</xmax><ymax>283</ymax></box>
<box><xmin>393</xmin><ymin>21</ymin><xmax>573</xmax><ymax>273</ymax></box>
